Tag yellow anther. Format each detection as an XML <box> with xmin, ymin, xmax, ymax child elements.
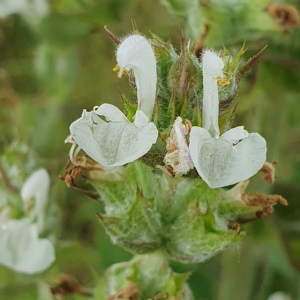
<box><xmin>216</xmin><ymin>76</ymin><xmax>230</xmax><ymax>86</ymax></box>
<box><xmin>113</xmin><ymin>64</ymin><xmax>129</xmax><ymax>77</ymax></box>
<box><xmin>113</xmin><ymin>64</ymin><xmax>120</xmax><ymax>73</ymax></box>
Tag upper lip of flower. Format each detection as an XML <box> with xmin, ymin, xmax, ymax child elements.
<box><xmin>117</xmin><ymin>34</ymin><xmax>157</xmax><ymax>120</ymax></box>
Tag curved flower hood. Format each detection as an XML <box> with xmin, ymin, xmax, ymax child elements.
<box><xmin>69</xmin><ymin>35</ymin><xmax>158</xmax><ymax>169</ymax></box>
<box><xmin>117</xmin><ymin>34</ymin><xmax>157</xmax><ymax>119</ymax></box>
<box><xmin>189</xmin><ymin>51</ymin><xmax>267</xmax><ymax>188</ymax></box>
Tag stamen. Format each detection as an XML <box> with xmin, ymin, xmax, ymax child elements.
<box><xmin>118</xmin><ymin>67</ymin><xmax>125</xmax><ymax>78</ymax></box>
<box><xmin>216</xmin><ymin>76</ymin><xmax>230</xmax><ymax>85</ymax></box>
<box><xmin>69</xmin><ymin>143</ymin><xmax>78</xmax><ymax>166</ymax></box>
<box><xmin>112</xmin><ymin>64</ymin><xmax>120</xmax><ymax>73</ymax></box>
<box><xmin>113</xmin><ymin>64</ymin><xmax>129</xmax><ymax>78</ymax></box>
<box><xmin>74</xmin><ymin>145</ymin><xmax>82</xmax><ymax>161</ymax></box>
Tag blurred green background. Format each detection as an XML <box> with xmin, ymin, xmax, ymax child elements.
<box><xmin>0</xmin><ymin>0</ymin><xmax>300</xmax><ymax>299</ymax></box>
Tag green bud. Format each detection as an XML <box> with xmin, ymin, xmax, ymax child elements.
<box><xmin>95</xmin><ymin>252</ymin><xmax>194</xmax><ymax>300</ymax></box>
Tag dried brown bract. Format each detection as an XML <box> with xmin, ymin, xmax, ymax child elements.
<box><xmin>59</xmin><ymin>165</ymin><xmax>84</xmax><ymax>188</ymax></box>
<box><xmin>260</xmin><ymin>160</ymin><xmax>277</xmax><ymax>183</ymax></box>
<box><xmin>242</xmin><ymin>192</ymin><xmax>288</xmax><ymax>220</ymax></box>
<box><xmin>228</xmin><ymin>221</ymin><xmax>241</xmax><ymax>234</ymax></box>
<box><xmin>60</xmin><ymin>155</ymin><xmax>122</xmax><ymax>187</ymax></box>
<box><xmin>50</xmin><ymin>274</ymin><xmax>92</xmax><ymax>300</ymax></box>
<box><xmin>226</xmin><ymin>180</ymin><xmax>288</xmax><ymax>224</ymax></box>
<box><xmin>265</xmin><ymin>3</ymin><xmax>300</xmax><ymax>30</ymax></box>
<box><xmin>108</xmin><ymin>282</ymin><xmax>139</xmax><ymax>300</ymax></box>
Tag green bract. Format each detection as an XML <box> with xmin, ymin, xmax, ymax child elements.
<box><xmin>90</xmin><ymin>161</ymin><xmax>269</xmax><ymax>263</ymax></box>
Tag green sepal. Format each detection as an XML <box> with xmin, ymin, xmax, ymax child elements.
<box><xmin>180</xmin><ymin>91</ymin><xmax>192</xmax><ymax>121</ymax></box>
<box><xmin>120</xmin><ymin>92</ymin><xmax>138</xmax><ymax>123</ymax></box>
<box><xmin>162</xmin><ymin>178</ymin><xmax>242</xmax><ymax>263</ymax></box>
<box><xmin>150</xmin><ymin>32</ymin><xmax>178</xmax><ymax>103</ymax></box>
<box><xmin>218</xmin><ymin>46</ymin><xmax>267</xmax><ymax>132</ymax></box>
<box><xmin>216</xmin><ymin>201</ymin><xmax>262</xmax><ymax>224</ymax></box>
<box><xmin>97</xmin><ymin>193</ymin><xmax>161</xmax><ymax>254</ymax></box>
<box><xmin>88</xmin><ymin>161</ymin><xmax>278</xmax><ymax>262</ymax></box>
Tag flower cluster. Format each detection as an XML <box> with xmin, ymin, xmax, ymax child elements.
<box><xmin>67</xmin><ymin>34</ymin><xmax>266</xmax><ymax>189</ymax></box>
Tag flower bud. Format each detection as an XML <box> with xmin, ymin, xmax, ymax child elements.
<box><xmin>97</xmin><ymin>252</ymin><xmax>194</xmax><ymax>300</ymax></box>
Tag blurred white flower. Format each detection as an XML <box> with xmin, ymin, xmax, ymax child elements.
<box><xmin>68</xmin><ymin>35</ymin><xmax>158</xmax><ymax>170</ymax></box>
<box><xmin>0</xmin><ymin>207</ymin><xmax>10</xmax><ymax>225</ymax></box>
<box><xmin>189</xmin><ymin>50</ymin><xmax>266</xmax><ymax>188</ymax></box>
<box><xmin>267</xmin><ymin>292</ymin><xmax>292</xmax><ymax>300</ymax></box>
<box><xmin>21</xmin><ymin>168</ymin><xmax>50</xmax><ymax>230</ymax></box>
<box><xmin>0</xmin><ymin>0</ymin><xmax>48</xmax><ymax>23</ymax></box>
<box><xmin>0</xmin><ymin>218</ymin><xmax>55</xmax><ymax>274</ymax></box>
<box><xmin>0</xmin><ymin>169</ymin><xmax>55</xmax><ymax>274</ymax></box>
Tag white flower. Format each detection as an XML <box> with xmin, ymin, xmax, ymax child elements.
<box><xmin>69</xmin><ymin>35</ymin><xmax>158</xmax><ymax>170</ymax></box>
<box><xmin>189</xmin><ymin>50</ymin><xmax>266</xmax><ymax>188</ymax></box>
<box><xmin>0</xmin><ymin>0</ymin><xmax>49</xmax><ymax>23</ymax></box>
<box><xmin>0</xmin><ymin>218</ymin><xmax>55</xmax><ymax>274</ymax></box>
<box><xmin>0</xmin><ymin>169</ymin><xmax>55</xmax><ymax>274</ymax></box>
<box><xmin>163</xmin><ymin>117</ymin><xmax>194</xmax><ymax>176</ymax></box>
<box><xmin>266</xmin><ymin>292</ymin><xmax>291</xmax><ymax>300</ymax></box>
<box><xmin>21</xmin><ymin>168</ymin><xmax>50</xmax><ymax>230</ymax></box>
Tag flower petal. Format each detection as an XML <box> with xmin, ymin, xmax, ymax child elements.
<box><xmin>70</xmin><ymin>110</ymin><xmax>158</xmax><ymax>170</ymax></box>
<box><xmin>202</xmin><ymin>51</ymin><xmax>225</xmax><ymax>138</ymax></box>
<box><xmin>190</xmin><ymin>129</ymin><xmax>266</xmax><ymax>188</ymax></box>
<box><xmin>0</xmin><ymin>219</ymin><xmax>55</xmax><ymax>274</ymax></box>
<box><xmin>94</xmin><ymin>103</ymin><xmax>128</xmax><ymax>122</ymax></box>
<box><xmin>117</xmin><ymin>35</ymin><xmax>157</xmax><ymax>119</ymax></box>
<box><xmin>220</xmin><ymin>126</ymin><xmax>249</xmax><ymax>144</ymax></box>
<box><xmin>134</xmin><ymin>109</ymin><xmax>149</xmax><ymax>129</ymax></box>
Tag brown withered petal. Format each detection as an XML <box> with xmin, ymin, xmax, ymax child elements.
<box><xmin>265</xmin><ymin>3</ymin><xmax>300</xmax><ymax>29</ymax></box>
<box><xmin>108</xmin><ymin>282</ymin><xmax>139</xmax><ymax>300</ymax></box>
<box><xmin>184</xmin><ymin>119</ymin><xmax>192</xmax><ymax>136</ymax></box>
<box><xmin>260</xmin><ymin>160</ymin><xmax>277</xmax><ymax>183</ymax></box>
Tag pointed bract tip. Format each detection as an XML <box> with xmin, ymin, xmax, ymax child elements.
<box><xmin>104</xmin><ymin>26</ymin><xmax>120</xmax><ymax>45</ymax></box>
